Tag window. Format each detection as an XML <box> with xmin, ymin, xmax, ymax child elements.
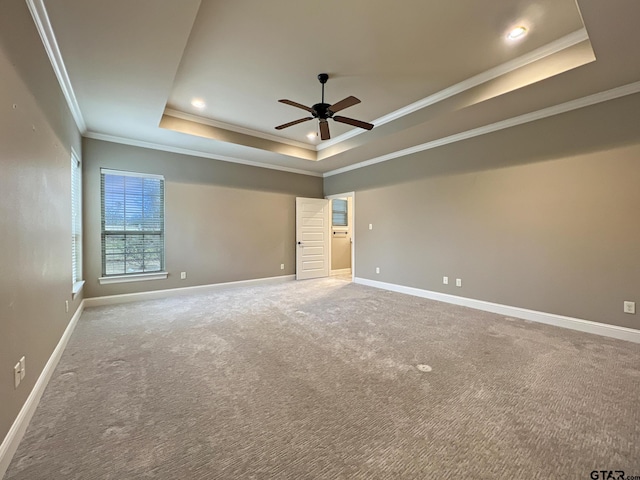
<box><xmin>71</xmin><ymin>151</ymin><xmax>83</xmax><ymax>295</ymax></box>
<box><xmin>332</xmin><ymin>199</ymin><xmax>348</xmax><ymax>226</ymax></box>
<box><xmin>100</xmin><ymin>169</ymin><xmax>165</xmax><ymax>278</ymax></box>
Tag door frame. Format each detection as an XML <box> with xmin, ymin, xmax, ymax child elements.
<box><xmin>325</xmin><ymin>191</ymin><xmax>355</xmax><ymax>282</ymax></box>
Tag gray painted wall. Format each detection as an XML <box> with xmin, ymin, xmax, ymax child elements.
<box><xmin>82</xmin><ymin>139</ymin><xmax>323</xmax><ymax>298</ymax></box>
<box><xmin>0</xmin><ymin>0</ymin><xmax>82</xmax><ymax>446</ymax></box>
<box><xmin>325</xmin><ymin>93</ymin><xmax>640</xmax><ymax>330</ymax></box>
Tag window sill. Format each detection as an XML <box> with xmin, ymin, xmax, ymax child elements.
<box><xmin>72</xmin><ymin>280</ymin><xmax>85</xmax><ymax>299</ymax></box>
<box><xmin>98</xmin><ymin>272</ymin><xmax>168</xmax><ymax>285</ymax></box>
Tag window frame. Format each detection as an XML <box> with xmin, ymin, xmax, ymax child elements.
<box><xmin>71</xmin><ymin>149</ymin><xmax>84</xmax><ymax>297</ymax></box>
<box><xmin>98</xmin><ymin>168</ymin><xmax>168</xmax><ymax>284</ymax></box>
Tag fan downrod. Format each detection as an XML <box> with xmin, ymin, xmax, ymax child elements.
<box><xmin>314</xmin><ymin>73</ymin><xmax>330</xmax><ymax>118</ymax></box>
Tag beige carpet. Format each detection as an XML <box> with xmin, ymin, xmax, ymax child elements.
<box><xmin>5</xmin><ymin>277</ymin><xmax>640</xmax><ymax>479</ymax></box>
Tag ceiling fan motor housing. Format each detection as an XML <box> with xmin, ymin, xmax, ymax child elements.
<box><xmin>312</xmin><ymin>103</ymin><xmax>332</xmax><ymax>119</ymax></box>
<box><xmin>314</xmin><ymin>73</ymin><xmax>331</xmax><ymax>118</ymax></box>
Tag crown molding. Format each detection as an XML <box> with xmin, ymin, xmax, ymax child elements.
<box><xmin>318</xmin><ymin>28</ymin><xmax>590</xmax><ymax>151</ymax></box>
<box><xmin>27</xmin><ymin>1</ymin><xmax>592</xmax><ymax>171</ymax></box>
<box><xmin>83</xmin><ymin>132</ymin><xmax>323</xmax><ymax>177</ymax></box>
<box><xmin>26</xmin><ymin>0</ymin><xmax>87</xmax><ymax>133</ymax></box>
<box><xmin>323</xmin><ymin>80</ymin><xmax>640</xmax><ymax>177</ymax></box>
<box><xmin>163</xmin><ymin>109</ymin><xmax>316</xmax><ymax>152</ymax></box>
<box><xmin>164</xmin><ymin>29</ymin><xmax>590</xmax><ymax>156</ymax></box>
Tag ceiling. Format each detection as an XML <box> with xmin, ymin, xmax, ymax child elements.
<box><xmin>34</xmin><ymin>0</ymin><xmax>640</xmax><ymax>176</ymax></box>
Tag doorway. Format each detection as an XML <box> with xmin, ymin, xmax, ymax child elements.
<box><xmin>326</xmin><ymin>192</ymin><xmax>355</xmax><ymax>282</ymax></box>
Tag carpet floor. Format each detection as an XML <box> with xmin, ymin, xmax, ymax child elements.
<box><xmin>5</xmin><ymin>277</ymin><xmax>640</xmax><ymax>479</ymax></box>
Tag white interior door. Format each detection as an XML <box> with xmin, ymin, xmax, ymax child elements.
<box><xmin>296</xmin><ymin>197</ymin><xmax>329</xmax><ymax>280</ymax></box>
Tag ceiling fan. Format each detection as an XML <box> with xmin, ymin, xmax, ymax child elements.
<box><xmin>275</xmin><ymin>73</ymin><xmax>374</xmax><ymax>141</ymax></box>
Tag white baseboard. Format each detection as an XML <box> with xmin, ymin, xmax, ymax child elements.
<box><xmin>355</xmin><ymin>277</ymin><xmax>640</xmax><ymax>344</ymax></box>
<box><xmin>0</xmin><ymin>273</ymin><xmax>295</xmax><ymax>474</ymax></box>
<box><xmin>84</xmin><ymin>274</ymin><xmax>296</xmax><ymax>307</ymax></box>
<box><xmin>330</xmin><ymin>268</ymin><xmax>352</xmax><ymax>276</ymax></box>
<box><xmin>0</xmin><ymin>300</ymin><xmax>85</xmax><ymax>478</ymax></box>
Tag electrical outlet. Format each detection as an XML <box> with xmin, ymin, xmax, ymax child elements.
<box><xmin>623</xmin><ymin>301</ymin><xmax>635</xmax><ymax>314</ymax></box>
<box><xmin>20</xmin><ymin>356</ymin><xmax>26</xmax><ymax>380</ymax></box>
<box><xmin>369</xmin><ymin>224</ymin><xmax>373</xmax><ymax>230</ymax></box>
<box><xmin>65</xmin><ymin>300</ymin><xmax>69</xmax><ymax>313</ymax></box>
<box><xmin>280</xmin><ymin>264</ymin><xmax>285</xmax><ymax>270</ymax></box>
<box><xmin>443</xmin><ymin>276</ymin><xmax>449</xmax><ymax>285</ymax></box>
<box><xmin>180</xmin><ymin>272</ymin><xmax>187</xmax><ymax>280</ymax></box>
<box><xmin>375</xmin><ymin>267</ymin><xmax>380</xmax><ymax>274</ymax></box>
<box><xmin>14</xmin><ymin>363</ymin><xmax>21</xmax><ymax>388</ymax></box>
<box><xmin>456</xmin><ymin>278</ymin><xmax>462</xmax><ymax>287</ymax></box>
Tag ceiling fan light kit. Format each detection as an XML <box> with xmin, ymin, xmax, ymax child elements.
<box><xmin>276</xmin><ymin>73</ymin><xmax>374</xmax><ymax>141</ymax></box>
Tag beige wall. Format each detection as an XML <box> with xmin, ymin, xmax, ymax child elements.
<box><xmin>325</xmin><ymin>93</ymin><xmax>640</xmax><ymax>330</ymax></box>
<box><xmin>0</xmin><ymin>0</ymin><xmax>82</xmax><ymax>446</ymax></box>
<box><xmin>82</xmin><ymin>139</ymin><xmax>323</xmax><ymax>298</ymax></box>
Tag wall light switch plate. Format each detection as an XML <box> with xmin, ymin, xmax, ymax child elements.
<box><xmin>456</xmin><ymin>278</ymin><xmax>462</xmax><ymax>287</ymax></box>
<box><xmin>369</xmin><ymin>224</ymin><xmax>373</xmax><ymax>230</ymax></box>
<box><xmin>624</xmin><ymin>301</ymin><xmax>635</xmax><ymax>314</ymax></box>
<box><xmin>14</xmin><ymin>363</ymin><xmax>21</xmax><ymax>388</ymax></box>
<box><xmin>443</xmin><ymin>276</ymin><xmax>449</xmax><ymax>285</ymax></box>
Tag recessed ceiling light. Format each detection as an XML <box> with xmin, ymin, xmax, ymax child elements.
<box><xmin>191</xmin><ymin>98</ymin><xmax>206</xmax><ymax>109</ymax></box>
<box><xmin>306</xmin><ymin>132</ymin><xmax>318</xmax><ymax>140</ymax></box>
<box><xmin>507</xmin><ymin>26</ymin><xmax>528</xmax><ymax>40</ymax></box>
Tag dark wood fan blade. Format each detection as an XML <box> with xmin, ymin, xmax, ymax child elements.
<box><xmin>328</xmin><ymin>96</ymin><xmax>360</xmax><ymax>113</ymax></box>
<box><xmin>275</xmin><ymin>117</ymin><xmax>313</xmax><ymax>130</ymax></box>
<box><xmin>278</xmin><ymin>99</ymin><xmax>314</xmax><ymax>113</ymax></box>
<box><xmin>319</xmin><ymin>120</ymin><xmax>330</xmax><ymax>140</ymax></box>
<box><xmin>333</xmin><ymin>115</ymin><xmax>374</xmax><ymax>130</ymax></box>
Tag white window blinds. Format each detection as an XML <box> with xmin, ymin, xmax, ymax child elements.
<box><xmin>71</xmin><ymin>152</ymin><xmax>82</xmax><ymax>284</ymax></box>
<box><xmin>332</xmin><ymin>199</ymin><xmax>348</xmax><ymax>226</ymax></box>
<box><xmin>100</xmin><ymin>169</ymin><xmax>165</xmax><ymax>276</ymax></box>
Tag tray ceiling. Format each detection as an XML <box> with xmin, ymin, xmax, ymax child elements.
<box><xmin>35</xmin><ymin>0</ymin><xmax>640</xmax><ymax>175</ymax></box>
